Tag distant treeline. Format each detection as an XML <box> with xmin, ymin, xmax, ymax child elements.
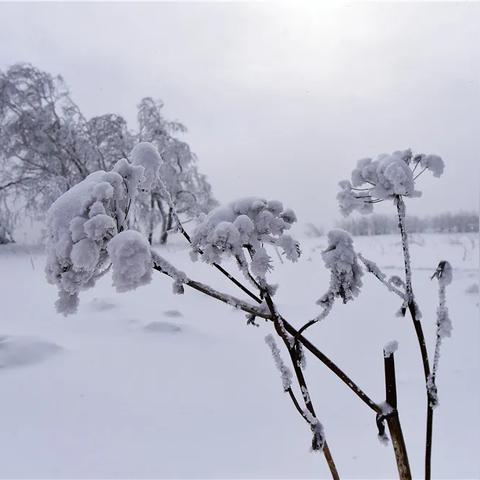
<box><xmin>335</xmin><ymin>212</ymin><xmax>479</xmax><ymax>236</ymax></box>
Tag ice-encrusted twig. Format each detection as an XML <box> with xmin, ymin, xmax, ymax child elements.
<box><xmin>296</xmin><ymin>295</ymin><xmax>334</xmax><ymax>337</ymax></box>
<box><xmin>428</xmin><ymin>261</ymin><xmax>453</xmax><ymax>408</ymax></box>
<box><xmin>395</xmin><ymin>196</ymin><xmax>414</xmax><ymax>302</ymax></box>
<box><xmin>265</xmin><ymin>334</ymin><xmax>292</xmax><ymax>391</ymax></box>
<box><xmin>358</xmin><ymin>253</ymin><xmax>407</xmax><ymax>300</ymax></box>
<box><xmin>151</xmin><ymin>253</ymin><xmax>269</xmax><ymax>319</ymax></box>
<box><xmin>262</xmin><ymin>281</ymin><xmax>338</xmax><ymax>477</ymax></box>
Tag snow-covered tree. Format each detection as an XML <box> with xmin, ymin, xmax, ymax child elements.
<box><xmin>0</xmin><ymin>64</ymin><xmax>134</xmax><ymax>227</ymax></box>
<box><xmin>135</xmin><ymin>97</ymin><xmax>216</xmax><ymax>244</ymax></box>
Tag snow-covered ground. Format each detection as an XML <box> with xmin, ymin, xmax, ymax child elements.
<box><xmin>0</xmin><ymin>232</ymin><xmax>478</xmax><ymax>478</ymax></box>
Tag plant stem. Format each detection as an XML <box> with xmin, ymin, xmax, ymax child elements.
<box><xmin>172</xmin><ymin>213</ymin><xmax>263</xmax><ymax>303</ymax></box>
<box><xmin>283</xmin><ymin>319</ymin><xmax>382</xmax><ymax>415</ymax></box>
<box><xmin>384</xmin><ymin>349</ymin><xmax>412</xmax><ymax>479</ymax></box>
<box><xmin>264</xmin><ymin>290</ymin><xmax>340</xmax><ymax>480</ymax></box>
<box><xmin>395</xmin><ymin>195</ymin><xmax>433</xmax><ymax>479</ymax></box>
<box><xmin>152</xmin><ymin>264</ymin><xmax>269</xmax><ymax>319</ymax></box>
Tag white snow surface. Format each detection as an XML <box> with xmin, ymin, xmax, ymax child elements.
<box><xmin>0</xmin><ymin>231</ymin><xmax>478</xmax><ymax>478</ymax></box>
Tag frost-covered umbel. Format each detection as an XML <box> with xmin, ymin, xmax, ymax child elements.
<box><xmin>107</xmin><ymin>230</ymin><xmax>152</xmax><ymax>293</ymax></box>
<box><xmin>318</xmin><ymin>229</ymin><xmax>363</xmax><ymax>307</ymax></box>
<box><xmin>190</xmin><ymin>197</ymin><xmax>300</xmax><ymax>280</ymax></box>
<box><xmin>338</xmin><ymin>149</ymin><xmax>444</xmax><ymax>216</ymax></box>
<box><xmin>45</xmin><ymin>155</ymin><xmax>150</xmax><ymax>315</ymax></box>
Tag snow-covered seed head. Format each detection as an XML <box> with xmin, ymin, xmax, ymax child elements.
<box><xmin>338</xmin><ymin>149</ymin><xmax>444</xmax><ymax>216</ymax></box>
<box><xmin>431</xmin><ymin>260</ymin><xmax>453</xmax><ymax>287</ymax></box>
<box><xmin>191</xmin><ymin>197</ymin><xmax>300</xmax><ymax>279</ymax></box>
<box><xmin>107</xmin><ymin>230</ymin><xmax>152</xmax><ymax>293</ymax></box>
<box><xmin>320</xmin><ymin>229</ymin><xmax>363</xmax><ymax>304</ymax></box>
<box><xmin>45</xmin><ymin>159</ymin><xmax>148</xmax><ymax>315</ymax></box>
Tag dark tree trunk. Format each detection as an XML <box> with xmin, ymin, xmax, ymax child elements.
<box><xmin>160</xmin><ymin>207</ymin><xmax>173</xmax><ymax>245</ymax></box>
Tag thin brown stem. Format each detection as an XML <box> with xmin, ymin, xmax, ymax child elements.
<box><xmin>266</xmin><ymin>290</ymin><xmax>340</xmax><ymax>479</ymax></box>
<box><xmin>383</xmin><ymin>349</ymin><xmax>412</xmax><ymax>480</ymax></box>
<box><xmin>152</xmin><ymin>264</ymin><xmax>269</xmax><ymax>320</ymax></box>
<box><xmin>283</xmin><ymin>319</ymin><xmax>382</xmax><ymax>415</ymax></box>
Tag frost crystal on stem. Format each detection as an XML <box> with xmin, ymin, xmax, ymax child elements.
<box><xmin>428</xmin><ymin>261</ymin><xmax>453</xmax><ymax>407</ymax></box>
<box><xmin>265</xmin><ymin>334</ymin><xmax>292</xmax><ymax>391</ymax></box>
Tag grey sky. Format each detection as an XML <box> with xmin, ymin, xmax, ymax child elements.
<box><xmin>0</xmin><ymin>1</ymin><xmax>478</xmax><ymax>226</ymax></box>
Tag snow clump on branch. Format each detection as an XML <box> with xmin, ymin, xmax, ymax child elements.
<box><xmin>190</xmin><ymin>197</ymin><xmax>300</xmax><ymax>280</ymax></box>
<box><xmin>45</xmin><ymin>147</ymin><xmax>160</xmax><ymax>315</ymax></box>
<box><xmin>338</xmin><ymin>149</ymin><xmax>445</xmax><ymax>216</ymax></box>
<box><xmin>318</xmin><ymin>229</ymin><xmax>363</xmax><ymax>308</ymax></box>
<box><xmin>107</xmin><ymin>230</ymin><xmax>152</xmax><ymax>292</ymax></box>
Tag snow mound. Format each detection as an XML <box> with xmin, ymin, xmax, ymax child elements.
<box><xmin>89</xmin><ymin>297</ymin><xmax>117</xmax><ymax>312</ymax></box>
<box><xmin>0</xmin><ymin>335</ymin><xmax>62</xmax><ymax>369</ymax></box>
<box><xmin>163</xmin><ymin>309</ymin><xmax>183</xmax><ymax>318</ymax></box>
<box><xmin>465</xmin><ymin>283</ymin><xmax>479</xmax><ymax>295</ymax></box>
<box><xmin>143</xmin><ymin>321</ymin><xmax>182</xmax><ymax>334</ymax></box>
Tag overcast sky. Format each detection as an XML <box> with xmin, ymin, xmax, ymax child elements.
<box><xmin>0</xmin><ymin>1</ymin><xmax>478</xmax><ymax>227</ymax></box>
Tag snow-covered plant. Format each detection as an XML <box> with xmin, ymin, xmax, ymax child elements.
<box><xmin>44</xmin><ymin>142</ymin><xmax>452</xmax><ymax>480</ymax></box>
<box><xmin>45</xmin><ymin>157</ymin><xmax>148</xmax><ymax>314</ymax></box>
<box><xmin>337</xmin><ymin>149</ymin><xmax>444</xmax><ymax>216</ymax></box>
<box><xmin>427</xmin><ymin>261</ymin><xmax>453</xmax><ymax>407</ymax></box>
<box><xmin>339</xmin><ymin>148</ymin><xmax>450</xmax><ymax>480</ymax></box>
<box><xmin>190</xmin><ymin>197</ymin><xmax>300</xmax><ymax>284</ymax></box>
<box><xmin>319</xmin><ymin>229</ymin><xmax>363</xmax><ymax>305</ymax></box>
